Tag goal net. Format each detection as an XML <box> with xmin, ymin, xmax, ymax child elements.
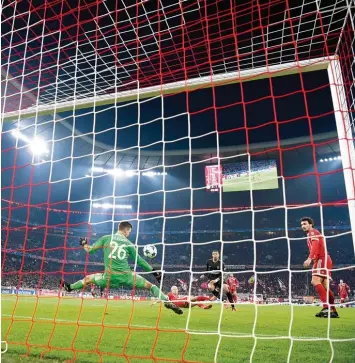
<box><xmin>1</xmin><ymin>0</ymin><xmax>355</xmax><ymax>362</ymax></box>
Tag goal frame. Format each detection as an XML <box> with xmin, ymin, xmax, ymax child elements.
<box><xmin>2</xmin><ymin>57</ymin><xmax>331</xmax><ymax>121</ymax></box>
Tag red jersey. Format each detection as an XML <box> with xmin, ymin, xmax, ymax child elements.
<box><xmin>338</xmin><ymin>283</ymin><xmax>350</xmax><ymax>296</ymax></box>
<box><xmin>226</xmin><ymin>277</ymin><xmax>239</xmax><ymax>289</ymax></box>
<box><xmin>307</xmin><ymin>229</ymin><xmax>328</xmax><ymax>261</ymax></box>
<box><xmin>168</xmin><ymin>292</ymin><xmax>179</xmax><ymax>301</ymax></box>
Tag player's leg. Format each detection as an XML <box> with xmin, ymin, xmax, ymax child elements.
<box><xmin>230</xmin><ymin>289</ymin><xmax>237</xmax><ymax>303</ymax></box>
<box><xmin>222</xmin><ymin>284</ymin><xmax>236</xmax><ymax>311</ymax></box>
<box><xmin>321</xmin><ymin>278</ymin><xmax>338</xmax><ymax>318</ymax></box>
<box><xmin>171</xmin><ymin>297</ymin><xmax>191</xmax><ymax>308</ymax></box>
<box><xmin>60</xmin><ymin>273</ymin><xmax>105</xmax><ymax>292</ymax></box>
<box><xmin>190</xmin><ymin>295</ymin><xmax>212</xmax><ymax>309</ymax></box>
<box><xmin>311</xmin><ymin>274</ymin><xmax>329</xmax><ymax>317</ymax></box>
<box><xmin>320</xmin><ymin>257</ymin><xmax>338</xmax><ymax>318</ymax></box>
<box><xmin>233</xmin><ymin>292</ymin><xmax>237</xmax><ymax>303</ymax></box>
<box><xmin>208</xmin><ymin>280</ymin><xmax>221</xmax><ymax>300</ymax></box>
<box><xmin>321</xmin><ymin>278</ymin><xmax>335</xmax><ymax>311</ymax></box>
<box><xmin>311</xmin><ymin>259</ymin><xmax>333</xmax><ymax>317</ymax></box>
<box><xmin>127</xmin><ymin>273</ymin><xmax>183</xmax><ymax>315</ymax></box>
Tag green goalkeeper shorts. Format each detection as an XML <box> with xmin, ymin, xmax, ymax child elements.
<box><xmin>92</xmin><ymin>271</ymin><xmax>147</xmax><ymax>289</ymax></box>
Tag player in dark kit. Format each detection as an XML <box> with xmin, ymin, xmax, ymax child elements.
<box><xmin>205</xmin><ymin>251</ymin><xmax>236</xmax><ymax>311</ymax></box>
<box><xmin>301</xmin><ymin>217</ymin><xmax>339</xmax><ymax>318</ymax></box>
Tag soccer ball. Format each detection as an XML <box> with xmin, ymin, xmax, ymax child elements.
<box><xmin>143</xmin><ymin>244</ymin><xmax>157</xmax><ymax>258</ymax></box>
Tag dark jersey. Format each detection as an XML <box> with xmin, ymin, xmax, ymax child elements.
<box><xmin>206</xmin><ymin>259</ymin><xmax>225</xmax><ymax>282</ymax></box>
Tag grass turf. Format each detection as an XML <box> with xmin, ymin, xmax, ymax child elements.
<box><xmin>2</xmin><ymin>295</ymin><xmax>354</xmax><ymax>363</ymax></box>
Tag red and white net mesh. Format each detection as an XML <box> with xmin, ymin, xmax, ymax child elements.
<box><xmin>1</xmin><ymin>1</ymin><xmax>355</xmax><ymax>362</ymax></box>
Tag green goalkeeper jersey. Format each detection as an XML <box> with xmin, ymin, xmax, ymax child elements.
<box><xmin>87</xmin><ymin>233</ymin><xmax>153</xmax><ymax>273</ymax></box>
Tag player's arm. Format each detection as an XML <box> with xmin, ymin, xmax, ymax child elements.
<box><xmin>127</xmin><ymin>243</ymin><xmax>153</xmax><ymax>272</ymax></box>
<box><xmin>127</xmin><ymin>243</ymin><xmax>163</xmax><ymax>283</ymax></box>
<box><xmin>202</xmin><ymin>260</ymin><xmax>210</xmax><ymax>280</ymax></box>
<box><xmin>80</xmin><ymin>236</ymin><xmax>107</xmax><ymax>254</ymax></box>
<box><xmin>308</xmin><ymin>238</ymin><xmax>319</xmax><ymax>260</ymax></box>
<box><xmin>304</xmin><ymin>235</ymin><xmax>319</xmax><ymax>267</ymax></box>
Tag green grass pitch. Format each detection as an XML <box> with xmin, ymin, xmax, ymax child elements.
<box><xmin>2</xmin><ymin>295</ymin><xmax>355</xmax><ymax>363</ymax></box>
<box><xmin>223</xmin><ymin>169</ymin><xmax>278</xmax><ymax>192</ymax></box>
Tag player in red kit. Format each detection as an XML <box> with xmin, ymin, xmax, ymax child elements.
<box><xmin>338</xmin><ymin>280</ymin><xmax>350</xmax><ymax>307</ymax></box>
<box><xmin>301</xmin><ymin>217</ymin><xmax>339</xmax><ymax>318</ymax></box>
<box><xmin>167</xmin><ymin>286</ymin><xmax>213</xmax><ymax>309</ymax></box>
<box><xmin>90</xmin><ymin>284</ymin><xmax>96</xmax><ymax>298</ymax></box>
<box><xmin>226</xmin><ymin>274</ymin><xmax>238</xmax><ymax>303</ymax></box>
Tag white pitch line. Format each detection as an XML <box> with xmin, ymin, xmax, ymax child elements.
<box><xmin>2</xmin><ymin>314</ymin><xmax>354</xmax><ymax>342</ymax></box>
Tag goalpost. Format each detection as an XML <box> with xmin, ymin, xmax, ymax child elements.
<box><xmin>1</xmin><ymin>0</ymin><xmax>355</xmax><ymax>362</ymax></box>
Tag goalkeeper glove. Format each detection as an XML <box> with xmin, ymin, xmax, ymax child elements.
<box><xmin>79</xmin><ymin>237</ymin><xmax>88</xmax><ymax>246</ymax></box>
<box><xmin>152</xmin><ymin>268</ymin><xmax>162</xmax><ymax>283</ymax></box>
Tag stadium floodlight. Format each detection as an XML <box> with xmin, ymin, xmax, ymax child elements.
<box><xmin>29</xmin><ymin>137</ymin><xmax>49</xmax><ymax>156</ymax></box>
<box><xmin>142</xmin><ymin>171</ymin><xmax>168</xmax><ymax>177</ymax></box>
<box><xmin>329</xmin><ymin>157</ymin><xmax>333</xmax><ymax>161</ymax></box>
<box><xmin>337</xmin><ymin>155</ymin><xmax>342</xmax><ymax>160</ymax></box>
<box><xmin>91</xmin><ymin>167</ymin><xmax>105</xmax><ymax>173</ymax></box>
<box><xmin>11</xmin><ymin>129</ymin><xmax>27</xmax><ymax>141</ymax></box>
<box><xmin>320</xmin><ymin>159</ymin><xmax>324</xmax><ymax>162</ymax></box>
<box><xmin>11</xmin><ymin>129</ymin><xmax>48</xmax><ymax>155</ymax></box>
<box><xmin>92</xmin><ymin>202</ymin><xmax>132</xmax><ymax>210</ymax></box>
<box><xmin>324</xmin><ymin>158</ymin><xmax>328</xmax><ymax>162</ymax></box>
<box><xmin>125</xmin><ymin>170</ymin><xmax>138</xmax><ymax>177</ymax></box>
<box><xmin>142</xmin><ymin>171</ymin><xmax>156</xmax><ymax>177</ymax></box>
<box><xmin>89</xmin><ymin>168</ymin><xmax>162</xmax><ymax>177</ymax></box>
<box><xmin>108</xmin><ymin>168</ymin><xmax>124</xmax><ymax>177</ymax></box>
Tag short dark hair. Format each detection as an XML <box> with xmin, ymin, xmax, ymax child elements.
<box><xmin>301</xmin><ymin>217</ymin><xmax>314</xmax><ymax>226</ymax></box>
<box><xmin>212</xmin><ymin>250</ymin><xmax>219</xmax><ymax>254</ymax></box>
<box><xmin>118</xmin><ymin>221</ymin><xmax>133</xmax><ymax>230</ymax></box>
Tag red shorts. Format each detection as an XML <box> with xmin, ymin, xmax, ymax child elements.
<box><xmin>340</xmin><ymin>294</ymin><xmax>348</xmax><ymax>299</ymax></box>
<box><xmin>173</xmin><ymin>297</ymin><xmax>189</xmax><ymax>308</ymax></box>
<box><xmin>229</xmin><ymin>288</ymin><xmax>237</xmax><ymax>294</ymax></box>
<box><xmin>312</xmin><ymin>256</ymin><xmax>332</xmax><ymax>279</ymax></box>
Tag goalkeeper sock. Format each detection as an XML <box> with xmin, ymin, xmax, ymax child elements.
<box><xmin>314</xmin><ymin>284</ymin><xmax>328</xmax><ymax>309</ymax></box>
<box><xmin>226</xmin><ymin>291</ymin><xmax>235</xmax><ymax>308</ymax></box>
<box><xmin>70</xmin><ymin>279</ymin><xmax>84</xmax><ymax>290</ymax></box>
<box><xmin>150</xmin><ymin>285</ymin><xmax>168</xmax><ymax>301</ymax></box>
<box><xmin>328</xmin><ymin>290</ymin><xmax>337</xmax><ymax>312</ymax></box>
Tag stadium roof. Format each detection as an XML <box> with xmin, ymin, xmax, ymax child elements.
<box><xmin>1</xmin><ymin>0</ymin><xmax>351</xmax><ymax>116</ymax></box>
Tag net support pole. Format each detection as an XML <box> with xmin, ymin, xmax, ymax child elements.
<box><xmin>327</xmin><ymin>59</ymin><xmax>355</xmax><ymax>246</ymax></box>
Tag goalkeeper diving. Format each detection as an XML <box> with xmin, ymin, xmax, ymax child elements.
<box><xmin>60</xmin><ymin>221</ymin><xmax>183</xmax><ymax>315</ymax></box>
